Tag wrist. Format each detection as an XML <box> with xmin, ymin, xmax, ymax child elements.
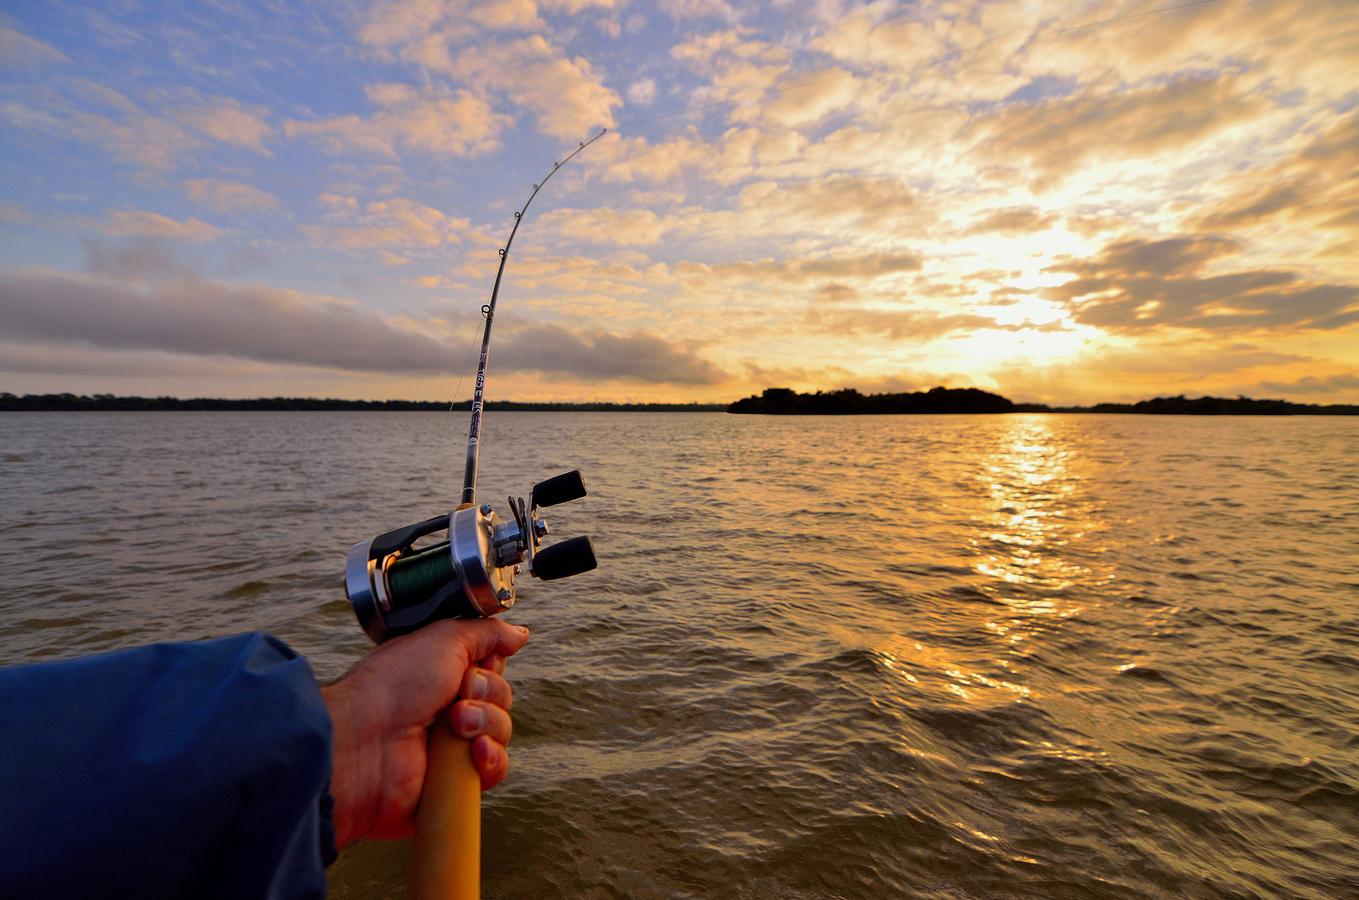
<box><xmin>322</xmin><ymin>680</ymin><xmax>378</xmax><ymax>848</ymax></box>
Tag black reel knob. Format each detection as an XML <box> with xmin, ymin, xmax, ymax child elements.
<box><xmin>531</xmin><ymin>470</ymin><xmax>587</xmax><ymax>508</ymax></box>
<box><xmin>532</xmin><ymin>535</ymin><xmax>597</xmax><ymax>581</ymax></box>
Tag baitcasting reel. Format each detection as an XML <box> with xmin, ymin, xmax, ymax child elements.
<box><xmin>345</xmin><ymin>470</ymin><xmax>597</xmax><ymax>643</ymax></box>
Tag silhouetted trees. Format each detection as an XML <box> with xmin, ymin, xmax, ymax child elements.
<box><xmin>729</xmin><ymin>386</ymin><xmax>1015</xmax><ymax>414</ymax></box>
<box><xmin>3</xmin><ymin>390</ymin><xmax>1355</xmax><ymax>415</ymax></box>
<box><xmin>0</xmin><ymin>393</ymin><xmax>725</xmax><ymax>412</ymax></box>
<box><xmin>726</xmin><ymin>388</ymin><xmax>1358</xmax><ymax>415</ymax></box>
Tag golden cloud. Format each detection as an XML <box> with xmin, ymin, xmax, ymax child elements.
<box><xmin>301</xmin><ymin>198</ymin><xmax>471</xmax><ymax>251</ymax></box>
<box><xmin>285</xmin><ymin>87</ymin><xmax>507</xmax><ymax>158</ymax></box>
<box><xmin>968</xmin><ymin>74</ymin><xmax>1266</xmax><ymax>185</ymax></box>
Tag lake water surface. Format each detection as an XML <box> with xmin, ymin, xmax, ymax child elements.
<box><xmin>1</xmin><ymin>412</ymin><xmax>1356</xmax><ymax>898</ymax></box>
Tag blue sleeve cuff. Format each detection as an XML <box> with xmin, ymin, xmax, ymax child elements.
<box><xmin>0</xmin><ymin>632</ymin><xmax>335</xmax><ymax>899</ymax></box>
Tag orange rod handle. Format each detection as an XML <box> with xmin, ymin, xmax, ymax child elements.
<box><xmin>409</xmin><ymin>731</ymin><xmax>480</xmax><ymax>900</ymax></box>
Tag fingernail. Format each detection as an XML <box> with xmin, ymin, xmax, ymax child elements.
<box><xmin>469</xmin><ymin>672</ymin><xmax>490</xmax><ymax>700</ymax></box>
<box><xmin>514</xmin><ymin>625</ymin><xmax>529</xmax><ymax>636</ymax></box>
<box><xmin>461</xmin><ymin>705</ymin><xmax>486</xmax><ymax>733</ymax></box>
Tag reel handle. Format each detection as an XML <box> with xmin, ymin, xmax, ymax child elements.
<box><xmin>531</xmin><ymin>470</ymin><xmax>587</xmax><ymax>508</ymax></box>
<box><xmin>531</xmin><ymin>535</ymin><xmax>597</xmax><ymax>581</ymax></box>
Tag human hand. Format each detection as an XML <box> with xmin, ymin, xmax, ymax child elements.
<box><xmin>321</xmin><ymin>618</ymin><xmax>530</xmax><ymax>848</ymax></box>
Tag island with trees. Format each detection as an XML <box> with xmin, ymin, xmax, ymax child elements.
<box><xmin>726</xmin><ymin>387</ymin><xmax>1359</xmax><ymax>415</ymax></box>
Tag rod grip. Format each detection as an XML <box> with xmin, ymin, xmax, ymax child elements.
<box><xmin>410</xmin><ymin>730</ymin><xmax>480</xmax><ymax>900</ymax></box>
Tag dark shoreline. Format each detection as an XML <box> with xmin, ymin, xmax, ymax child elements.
<box><xmin>728</xmin><ymin>387</ymin><xmax>1359</xmax><ymax>415</ymax></box>
<box><xmin>0</xmin><ymin>393</ymin><xmax>726</xmax><ymax>413</ymax></box>
<box><xmin>3</xmin><ymin>389</ymin><xmax>1357</xmax><ymax>415</ymax></box>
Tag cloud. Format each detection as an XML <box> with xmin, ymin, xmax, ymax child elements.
<box><xmin>1193</xmin><ymin>112</ymin><xmax>1359</xmax><ymax>249</ymax></box>
<box><xmin>539</xmin><ymin>207</ymin><xmax>668</xmax><ymax>246</ymax></box>
<box><xmin>739</xmin><ymin>176</ymin><xmax>922</xmax><ymax>228</ymax></box>
<box><xmin>815</xmin><ymin>283</ymin><xmax>859</xmax><ymax>303</ymax></box>
<box><xmin>105</xmin><ymin>210</ymin><xmax>224</xmax><ymax>243</ymax></box>
<box><xmin>0</xmin><ymin>270</ymin><xmax>459</xmax><ymax>373</ymax></box>
<box><xmin>301</xmin><ymin>197</ymin><xmax>471</xmax><ymax>252</ymax></box>
<box><xmin>988</xmin><ymin>338</ymin><xmax>1314</xmax><ymax>405</ymax></box>
<box><xmin>806</xmin><ymin>306</ymin><xmax>1008</xmax><ymax>341</ymax></box>
<box><xmin>1048</xmin><ymin>235</ymin><xmax>1359</xmax><ymax>332</ymax></box>
<box><xmin>356</xmin><ymin>3</ymin><xmax>619</xmax><ymax>140</ymax></box>
<box><xmin>1</xmin><ymin>83</ymin><xmax>202</xmax><ymax>171</ymax></box>
<box><xmin>0</xmin><ymin>26</ymin><xmax>69</xmax><ymax>67</ymax></box>
<box><xmin>178</xmin><ymin>102</ymin><xmax>272</xmax><ymax>155</ymax></box>
<box><xmin>965</xmin><ymin>206</ymin><xmax>1057</xmax><ymax>235</ymax></box>
<box><xmin>759</xmin><ymin>67</ymin><xmax>869</xmax><ymax>130</ymax></box>
<box><xmin>469</xmin><ymin>0</ymin><xmax>543</xmax><ymax>30</ymax></box>
<box><xmin>183</xmin><ymin>178</ymin><xmax>279</xmax><ymax>213</ymax></box>
<box><xmin>83</xmin><ymin>238</ymin><xmax>198</xmax><ymax>281</ymax></box>
<box><xmin>425</xmin><ymin>35</ymin><xmax>619</xmax><ymax>139</ymax></box>
<box><xmin>2</xmin><ymin>83</ymin><xmax>276</xmax><ymax>170</ymax></box>
<box><xmin>542</xmin><ymin>0</ymin><xmax>627</xmax><ymax>11</ymax></box>
<box><xmin>0</xmin><ymin>342</ymin><xmax>260</xmax><ymax>377</ymax></box>
<box><xmin>358</xmin><ymin>0</ymin><xmax>456</xmax><ymax>47</ymax></box>
<box><xmin>626</xmin><ymin>78</ymin><xmax>657</xmax><ymax>105</ymax></box>
<box><xmin>496</xmin><ymin>323</ymin><xmax>728</xmax><ymax>384</ymax></box>
<box><xmin>969</xmin><ymin>74</ymin><xmax>1266</xmax><ymax>183</ymax></box>
<box><xmin>285</xmin><ymin>86</ymin><xmax>507</xmax><ymax>158</ymax></box>
<box><xmin>811</xmin><ymin>6</ymin><xmax>953</xmax><ymax>71</ymax></box>
<box><xmin>1256</xmin><ymin>372</ymin><xmax>1359</xmax><ymax>396</ymax></box>
<box><xmin>677</xmin><ymin>251</ymin><xmax>923</xmax><ymax>287</ymax></box>
<box><xmin>658</xmin><ymin>0</ymin><xmax>737</xmax><ymax>22</ymax></box>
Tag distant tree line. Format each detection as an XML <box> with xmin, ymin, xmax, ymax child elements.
<box><xmin>5</xmin><ymin>390</ymin><xmax>1356</xmax><ymax>415</ymax></box>
<box><xmin>728</xmin><ymin>387</ymin><xmax>1359</xmax><ymax>415</ymax></box>
<box><xmin>0</xmin><ymin>393</ymin><xmax>727</xmax><ymax>413</ymax></box>
<box><xmin>728</xmin><ymin>387</ymin><xmax>1017</xmax><ymax>414</ymax></box>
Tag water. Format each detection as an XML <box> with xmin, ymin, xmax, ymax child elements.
<box><xmin>1</xmin><ymin>412</ymin><xmax>1356</xmax><ymax>898</ymax></box>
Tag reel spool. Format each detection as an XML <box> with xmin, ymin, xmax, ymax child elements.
<box><xmin>345</xmin><ymin>469</ymin><xmax>596</xmax><ymax>643</ymax></box>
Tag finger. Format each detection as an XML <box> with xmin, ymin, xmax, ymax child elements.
<box><xmin>471</xmin><ymin>735</ymin><xmax>509</xmax><ymax>790</ymax></box>
<box><xmin>479</xmin><ymin>654</ymin><xmax>506</xmax><ymax>676</ymax></box>
<box><xmin>450</xmin><ymin>699</ymin><xmax>513</xmax><ymax>745</ymax></box>
<box><xmin>460</xmin><ymin>667</ymin><xmax>512</xmax><ymax>710</ymax></box>
<box><xmin>446</xmin><ymin>618</ymin><xmax>529</xmax><ymax>668</ymax></box>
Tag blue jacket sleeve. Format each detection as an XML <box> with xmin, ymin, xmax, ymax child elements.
<box><xmin>0</xmin><ymin>633</ymin><xmax>337</xmax><ymax>899</ymax></box>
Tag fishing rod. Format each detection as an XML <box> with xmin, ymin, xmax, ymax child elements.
<box><xmin>461</xmin><ymin>128</ymin><xmax>607</xmax><ymax>508</ymax></box>
<box><xmin>342</xmin><ymin>131</ymin><xmax>605</xmax><ymax>900</ymax></box>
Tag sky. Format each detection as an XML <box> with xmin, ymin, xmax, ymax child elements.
<box><xmin>1</xmin><ymin>0</ymin><xmax>1357</xmax><ymax>405</ymax></box>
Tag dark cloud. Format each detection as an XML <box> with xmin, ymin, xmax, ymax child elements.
<box><xmin>496</xmin><ymin>323</ymin><xmax>728</xmax><ymax>385</ymax></box>
<box><xmin>83</xmin><ymin>237</ymin><xmax>198</xmax><ymax>281</ymax></box>
<box><xmin>1257</xmin><ymin>372</ymin><xmax>1359</xmax><ymax>395</ymax></box>
<box><xmin>0</xmin><ymin>270</ymin><xmax>457</xmax><ymax>372</ymax></box>
<box><xmin>1047</xmin><ymin>236</ymin><xmax>1359</xmax><ymax>332</ymax></box>
<box><xmin>1</xmin><ymin>270</ymin><xmax>730</xmax><ymax>385</ymax></box>
<box><xmin>1197</xmin><ymin>179</ymin><xmax>1310</xmax><ymax>230</ymax></box>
